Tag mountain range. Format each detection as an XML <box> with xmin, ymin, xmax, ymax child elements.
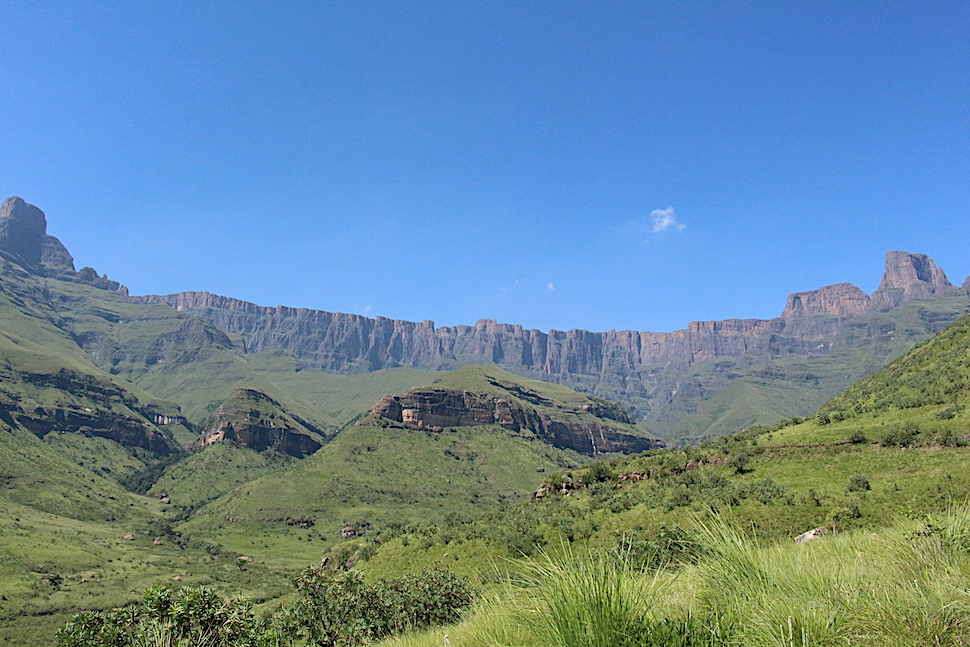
<box><xmin>3</xmin><ymin>194</ymin><xmax>970</xmax><ymax>645</ymax></box>
<box><xmin>3</xmin><ymin>195</ymin><xmax>969</xmax><ymax>444</ymax></box>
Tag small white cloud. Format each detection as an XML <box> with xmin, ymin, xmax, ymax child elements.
<box><xmin>547</xmin><ymin>282</ymin><xmax>555</xmax><ymax>291</ymax></box>
<box><xmin>363</xmin><ymin>305</ymin><xmax>373</xmax><ymax>312</ymax></box>
<box><xmin>650</xmin><ymin>206</ymin><xmax>685</xmax><ymax>234</ymax></box>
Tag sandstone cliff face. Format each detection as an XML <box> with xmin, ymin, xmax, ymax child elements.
<box><xmin>370</xmin><ymin>386</ymin><xmax>660</xmax><ymax>456</ymax></box>
<box><xmin>0</xmin><ymin>366</ymin><xmax>179</xmax><ymax>454</ymax></box>
<box><xmin>199</xmin><ymin>387</ymin><xmax>323</xmax><ymax>458</ymax></box>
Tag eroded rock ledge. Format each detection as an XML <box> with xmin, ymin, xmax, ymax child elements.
<box><xmin>370</xmin><ymin>386</ymin><xmax>661</xmax><ymax>456</ymax></box>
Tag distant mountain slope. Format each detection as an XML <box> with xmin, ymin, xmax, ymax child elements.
<box><xmin>136</xmin><ymin>252</ymin><xmax>970</xmax><ymax>441</ymax></box>
<box><xmin>0</xmin><ymin>201</ymin><xmax>184</xmax><ymax>455</ymax></box>
<box><xmin>3</xmin><ymin>194</ymin><xmax>969</xmax><ymax>444</ymax></box>
<box><xmin>816</xmin><ymin>312</ymin><xmax>970</xmax><ymax>424</ymax></box>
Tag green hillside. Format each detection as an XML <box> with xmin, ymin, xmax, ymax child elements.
<box><xmin>178</xmin><ymin>421</ymin><xmax>586</xmax><ymax>574</ymax></box>
<box><xmin>653</xmin><ymin>295</ymin><xmax>970</xmax><ymax>442</ymax></box>
<box><xmin>4</xmin><ymin>198</ymin><xmax>970</xmax><ymax>645</ymax></box>
<box><xmin>347</xmin><ymin>313</ymin><xmax>970</xmax><ymax>646</ymax></box>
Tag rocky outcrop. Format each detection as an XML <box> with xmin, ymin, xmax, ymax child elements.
<box><xmin>782</xmin><ymin>283</ymin><xmax>872</xmax><ymax>319</ymax></box>
<box><xmin>76</xmin><ymin>267</ymin><xmax>129</xmax><ymax>295</ymax></box>
<box><xmin>372</xmin><ymin>389</ymin><xmax>495</xmax><ymax>428</ymax></box>
<box><xmin>370</xmin><ymin>384</ymin><xmax>661</xmax><ymax>456</ymax></box>
<box><xmin>0</xmin><ymin>366</ymin><xmax>179</xmax><ymax>454</ymax></box>
<box><xmin>871</xmin><ymin>252</ymin><xmax>956</xmax><ymax>310</ymax></box>
<box><xmin>0</xmin><ymin>197</ymin><xmax>127</xmax><ymax>293</ymax></box>
<box><xmin>0</xmin><ymin>197</ymin><xmax>74</xmax><ymax>270</ymax></box>
<box><xmin>199</xmin><ymin>388</ymin><xmax>324</xmax><ymax>458</ymax></box>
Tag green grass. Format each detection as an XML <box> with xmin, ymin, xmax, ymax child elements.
<box><xmin>384</xmin><ymin>507</ymin><xmax>970</xmax><ymax>647</ymax></box>
<box><xmin>0</xmin><ymin>493</ymin><xmax>291</xmax><ymax>646</ymax></box>
<box><xmin>177</xmin><ymin>421</ymin><xmax>588</xmax><ymax>577</ymax></box>
<box><xmin>147</xmin><ymin>442</ymin><xmax>297</xmax><ymax>509</ymax></box>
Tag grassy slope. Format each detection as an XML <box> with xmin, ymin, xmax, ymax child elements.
<box><xmin>356</xmin><ymin>314</ymin><xmax>970</xmax><ymax>585</ymax></box>
<box><xmin>386</xmin><ymin>510</ymin><xmax>970</xmax><ymax>647</ymax></box>
<box><xmin>651</xmin><ymin>295</ymin><xmax>970</xmax><ymax>441</ymax></box>
<box><xmin>146</xmin><ymin>442</ymin><xmax>297</xmax><ymax>509</ymax></box>
<box><xmin>265</xmin><ymin>364</ymin><xmax>438</xmax><ymax>429</ymax></box>
<box><xmin>178</xmin><ymin>420</ymin><xmax>587</xmax><ymax>577</ymax></box>
<box><xmin>0</xmin><ymin>423</ymin><xmax>293</xmax><ymax>645</ymax></box>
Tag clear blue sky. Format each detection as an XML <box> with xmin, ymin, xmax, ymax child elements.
<box><xmin>2</xmin><ymin>1</ymin><xmax>968</xmax><ymax>333</ymax></box>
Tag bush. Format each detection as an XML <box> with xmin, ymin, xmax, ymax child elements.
<box><xmin>283</xmin><ymin>568</ymin><xmax>473</xmax><ymax>645</ymax></box>
<box><xmin>56</xmin><ymin>585</ymin><xmax>266</xmax><ymax>647</ymax></box>
<box><xmin>847</xmin><ymin>474</ymin><xmax>871</xmax><ymax>492</ymax></box>
<box><xmin>880</xmin><ymin>422</ymin><xmax>921</xmax><ymax>447</ymax></box>
<box><xmin>727</xmin><ymin>452</ymin><xmax>752</xmax><ymax>475</ymax></box>
<box><xmin>849</xmin><ymin>431</ymin><xmax>868</xmax><ymax>444</ymax></box>
<box><xmin>586</xmin><ymin>461</ymin><xmax>615</xmax><ymax>483</ymax></box>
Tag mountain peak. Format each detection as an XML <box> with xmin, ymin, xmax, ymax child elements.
<box><xmin>872</xmin><ymin>251</ymin><xmax>954</xmax><ymax>310</ymax></box>
<box><xmin>782</xmin><ymin>283</ymin><xmax>871</xmax><ymax>319</ymax></box>
<box><xmin>0</xmin><ymin>196</ymin><xmax>75</xmax><ymax>271</ymax></box>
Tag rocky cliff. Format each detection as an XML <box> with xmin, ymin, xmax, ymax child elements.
<box><xmin>198</xmin><ymin>387</ymin><xmax>325</xmax><ymax>458</ymax></box>
<box><xmin>138</xmin><ymin>253</ymin><xmax>959</xmax><ymax>373</ymax></box>
<box><xmin>0</xmin><ymin>197</ymin><xmax>128</xmax><ymax>294</ymax></box>
<box><xmin>369</xmin><ymin>367</ymin><xmax>661</xmax><ymax>456</ymax></box>
<box><xmin>0</xmin><ymin>364</ymin><xmax>180</xmax><ymax>454</ymax></box>
<box><xmin>870</xmin><ymin>251</ymin><xmax>958</xmax><ymax>310</ymax></box>
<box><xmin>782</xmin><ymin>283</ymin><xmax>872</xmax><ymax>318</ymax></box>
<box><xmin>134</xmin><ymin>252</ymin><xmax>969</xmax><ymax>427</ymax></box>
<box><xmin>0</xmin><ymin>197</ymin><xmax>72</xmax><ymax>269</ymax></box>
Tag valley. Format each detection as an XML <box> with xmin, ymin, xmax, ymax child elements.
<box><xmin>2</xmin><ymin>196</ymin><xmax>970</xmax><ymax>645</ymax></box>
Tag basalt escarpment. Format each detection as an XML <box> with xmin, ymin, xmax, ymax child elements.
<box><xmin>370</xmin><ymin>384</ymin><xmax>660</xmax><ymax>456</ymax></box>
<box><xmin>782</xmin><ymin>283</ymin><xmax>872</xmax><ymax>319</ymax></box>
<box><xmin>198</xmin><ymin>387</ymin><xmax>325</xmax><ymax>458</ymax></box>
<box><xmin>870</xmin><ymin>252</ymin><xmax>959</xmax><ymax>310</ymax></box>
<box><xmin>134</xmin><ymin>252</ymin><xmax>970</xmax><ymax>430</ymax></box>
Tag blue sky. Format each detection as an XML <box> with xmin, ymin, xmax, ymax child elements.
<box><xmin>2</xmin><ymin>1</ymin><xmax>968</xmax><ymax>333</ymax></box>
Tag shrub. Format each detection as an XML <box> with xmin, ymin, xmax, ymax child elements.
<box><xmin>727</xmin><ymin>452</ymin><xmax>752</xmax><ymax>475</ymax></box>
<box><xmin>847</xmin><ymin>474</ymin><xmax>871</xmax><ymax>492</ymax></box>
<box><xmin>56</xmin><ymin>585</ymin><xmax>266</xmax><ymax>647</ymax></box>
<box><xmin>932</xmin><ymin>428</ymin><xmax>967</xmax><ymax>447</ymax></box>
<box><xmin>283</xmin><ymin>568</ymin><xmax>473</xmax><ymax>645</ymax></box>
<box><xmin>880</xmin><ymin>422</ymin><xmax>921</xmax><ymax>447</ymax></box>
<box><xmin>849</xmin><ymin>431</ymin><xmax>868</xmax><ymax>444</ymax></box>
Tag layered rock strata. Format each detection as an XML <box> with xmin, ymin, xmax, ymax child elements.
<box><xmin>135</xmin><ymin>252</ymin><xmax>962</xmax><ymax>378</ymax></box>
<box><xmin>198</xmin><ymin>388</ymin><xmax>324</xmax><ymax>458</ymax></box>
<box><xmin>371</xmin><ymin>386</ymin><xmax>660</xmax><ymax>456</ymax></box>
<box><xmin>0</xmin><ymin>366</ymin><xmax>179</xmax><ymax>454</ymax></box>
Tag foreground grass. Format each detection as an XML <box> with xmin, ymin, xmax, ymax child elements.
<box><xmin>385</xmin><ymin>506</ymin><xmax>970</xmax><ymax>647</ymax></box>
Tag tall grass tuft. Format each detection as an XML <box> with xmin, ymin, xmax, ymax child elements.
<box><xmin>692</xmin><ymin>509</ymin><xmax>970</xmax><ymax>646</ymax></box>
<box><xmin>518</xmin><ymin>546</ymin><xmax>660</xmax><ymax>647</ymax></box>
